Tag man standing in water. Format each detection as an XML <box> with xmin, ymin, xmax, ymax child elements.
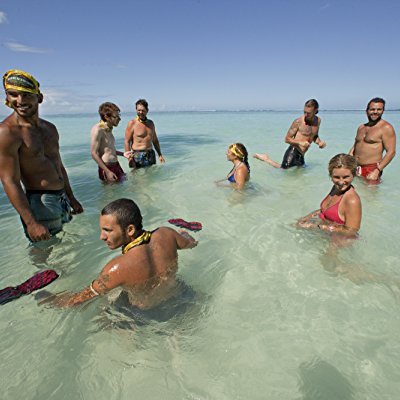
<box><xmin>349</xmin><ymin>97</ymin><xmax>396</xmax><ymax>183</ymax></box>
<box><xmin>254</xmin><ymin>99</ymin><xmax>326</xmax><ymax>168</ymax></box>
<box><xmin>90</xmin><ymin>102</ymin><xmax>126</xmax><ymax>182</ymax></box>
<box><xmin>42</xmin><ymin>198</ymin><xmax>197</xmax><ymax>308</ymax></box>
<box><xmin>124</xmin><ymin>99</ymin><xmax>165</xmax><ymax>168</ymax></box>
<box><xmin>0</xmin><ymin>69</ymin><xmax>83</xmax><ymax>242</ymax></box>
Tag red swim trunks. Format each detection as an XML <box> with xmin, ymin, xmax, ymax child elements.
<box><xmin>98</xmin><ymin>162</ymin><xmax>125</xmax><ymax>182</ymax></box>
<box><xmin>356</xmin><ymin>163</ymin><xmax>382</xmax><ymax>183</ymax></box>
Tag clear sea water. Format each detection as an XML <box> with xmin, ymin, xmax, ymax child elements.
<box><xmin>0</xmin><ymin>111</ymin><xmax>399</xmax><ymax>400</ymax></box>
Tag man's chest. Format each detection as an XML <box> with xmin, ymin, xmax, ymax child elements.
<box><xmin>19</xmin><ymin>129</ymin><xmax>58</xmax><ymax>157</ymax></box>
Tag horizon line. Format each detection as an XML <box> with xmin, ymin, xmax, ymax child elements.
<box><xmin>1</xmin><ymin>108</ymin><xmax>399</xmax><ymax>118</ymax></box>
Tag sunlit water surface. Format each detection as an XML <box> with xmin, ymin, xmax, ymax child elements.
<box><xmin>1</xmin><ymin>111</ymin><xmax>399</xmax><ymax>399</ymax></box>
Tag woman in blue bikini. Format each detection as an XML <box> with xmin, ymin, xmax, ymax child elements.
<box><xmin>225</xmin><ymin>143</ymin><xmax>250</xmax><ymax>190</ymax></box>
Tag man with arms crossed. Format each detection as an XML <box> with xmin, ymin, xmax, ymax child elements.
<box><xmin>0</xmin><ymin>69</ymin><xmax>83</xmax><ymax>242</ymax></box>
<box><xmin>42</xmin><ymin>198</ymin><xmax>197</xmax><ymax>308</ymax></box>
<box><xmin>349</xmin><ymin>97</ymin><xmax>396</xmax><ymax>183</ymax></box>
<box><xmin>91</xmin><ymin>102</ymin><xmax>126</xmax><ymax>182</ymax></box>
<box><xmin>124</xmin><ymin>99</ymin><xmax>165</xmax><ymax>168</ymax></box>
<box><xmin>254</xmin><ymin>99</ymin><xmax>326</xmax><ymax>168</ymax></box>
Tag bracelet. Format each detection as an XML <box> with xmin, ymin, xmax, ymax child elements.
<box><xmin>376</xmin><ymin>162</ymin><xmax>381</xmax><ymax>171</ymax></box>
<box><xmin>90</xmin><ymin>282</ymin><xmax>100</xmax><ymax>296</ymax></box>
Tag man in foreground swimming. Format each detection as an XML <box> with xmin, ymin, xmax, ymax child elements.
<box><xmin>90</xmin><ymin>102</ymin><xmax>126</xmax><ymax>182</ymax></box>
<box><xmin>254</xmin><ymin>99</ymin><xmax>326</xmax><ymax>168</ymax></box>
<box><xmin>349</xmin><ymin>97</ymin><xmax>396</xmax><ymax>183</ymax></box>
<box><xmin>124</xmin><ymin>99</ymin><xmax>165</xmax><ymax>168</ymax></box>
<box><xmin>43</xmin><ymin>198</ymin><xmax>197</xmax><ymax>308</ymax></box>
<box><xmin>0</xmin><ymin>69</ymin><xmax>83</xmax><ymax>242</ymax></box>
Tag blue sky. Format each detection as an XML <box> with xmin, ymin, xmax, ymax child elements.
<box><xmin>1</xmin><ymin>0</ymin><xmax>399</xmax><ymax>114</ymax></box>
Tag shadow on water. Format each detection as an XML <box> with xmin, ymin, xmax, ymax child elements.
<box><xmin>90</xmin><ymin>280</ymin><xmax>211</xmax><ymax>336</ymax></box>
<box><xmin>297</xmin><ymin>358</ymin><xmax>355</xmax><ymax>400</ymax></box>
<box><xmin>317</xmin><ymin>240</ymin><xmax>400</xmax><ymax>298</ymax></box>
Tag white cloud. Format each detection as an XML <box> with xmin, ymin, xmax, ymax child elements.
<box><xmin>0</xmin><ymin>11</ymin><xmax>7</xmax><ymax>24</ymax></box>
<box><xmin>4</xmin><ymin>41</ymin><xmax>51</xmax><ymax>54</ymax></box>
<box><xmin>41</xmin><ymin>87</ymin><xmax>101</xmax><ymax>114</ymax></box>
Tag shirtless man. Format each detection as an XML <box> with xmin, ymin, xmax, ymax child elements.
<box><xmin>42</xmin><ymin>198</ymin><xmax>197</xmax><ymax>308</ymax></box>
<box><xmin>349</xmin><ymin>97</ymin><xmax>396</xmax><ymax>183</ymax></box>
<box><xmin>90</xmin><ymin>102</ymin><xmax>126</xmax><ymax>182</ymax></box>
<box><xmin>254</xmin><ymin>99</ymin><xmax>326</xmax><ymax>168</ymax></box>
<box><xmin>124</xmin><ymin>99</ymin><xmax>165</xmax><ymax>168</ymax></box>
<box><xmin>0</xmin><ymin>69</ymin><xmax>83</xmax><ymax>242</ymax></box>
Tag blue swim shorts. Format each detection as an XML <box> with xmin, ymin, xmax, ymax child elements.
<box><xmin>23</xmin><ymin>189</ymin><xmax>72</xmax><ymax>239</ymax></box>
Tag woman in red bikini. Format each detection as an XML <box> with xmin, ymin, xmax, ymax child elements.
<box><xmin>297</xmin><ymin>154</ymin><xmax>361</xmax><ymax>235</ymax></box>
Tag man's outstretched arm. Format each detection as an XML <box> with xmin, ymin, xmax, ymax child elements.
<box><xmin>40</xmin><ymin>257</ymin><xmax>125</xmax><ymax>307</ymax></box>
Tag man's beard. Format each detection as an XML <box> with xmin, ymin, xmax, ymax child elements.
<box><xmin>368</xmin><ymin>114</ymin><xmax>382</xmax><ymax>125</ymax></box>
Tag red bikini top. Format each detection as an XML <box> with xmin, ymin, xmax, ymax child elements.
<box><xmin>319</xmin><ymin>192</ymin><xmax>347</xmax><ymax>225</ymax></box>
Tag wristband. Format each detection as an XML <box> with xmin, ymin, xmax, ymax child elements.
<box><xmin>90</xmin><ymin>282</ymin><xmax>100</xmax><ymax>296</ymax></box>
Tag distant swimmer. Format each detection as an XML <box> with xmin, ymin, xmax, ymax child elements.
<box><xmin>297</xmin><ymin>154</ymin><xmax>361</xmax><ymax>236</ymax></box>
<box><xmin>90</xmin><ymin>102</ymin><xmax>126</xmax><ymax>183</ymax></box>
<box><xmin>349</xmin><ymin>97</ymin><xmax>396</xmax><ymax>184</ymax></box>
<box><xmin>124</xmin><ymin>99</ymin><xmax>165</xmax><ymax>168</ymax></box>
<box><xmin>254</xmin><ymin>99</ymin><xmax>326</xmax><ymax>169</ymax></box>
<box><xmin>216</xmin><ymin>143</ymin><xmax>250</xmax><ymax>190</ymax></box>
<box><xmin>0</xmin><ymin>69</ymin><xmax>83</xmax><ymax>242</ymax></box>
<box><xmin>41</xmin><ymin>198</ymin><xmax>198</xmax><ymax>308</ymax></box>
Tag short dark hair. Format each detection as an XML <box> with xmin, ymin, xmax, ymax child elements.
<box><xmin>101</xmin><ymin>198</ymin><xmax>143</xmax><ymax>231</ymax></box>
<box><xmin>304</xmin><ymin>99</ymin><xmax>319</xmax><ymax>113</ymax></box>
<box><xmin>367</xmin><ymin>97</ymin><xmax>385</xmax><ymax>111</ymax></box>
<box><xmin>98</xmin><ymin>102</ymin><xmax>120</xmax><ymax>121</ymax></box>
<box><xmin>136</xmin><ymin>99</ymin><xmax>149</xmax><ymax>111</ymax></box>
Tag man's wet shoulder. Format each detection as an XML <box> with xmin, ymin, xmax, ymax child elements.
<box><xmin>0</xmin><ymin>118</ymin><xmax>20</xmax><ymax>138</ymax></box>
<box><xmin>152</xmin><ymin>226</ymin><xmax>174</xmax><ymax>237</ymax></box>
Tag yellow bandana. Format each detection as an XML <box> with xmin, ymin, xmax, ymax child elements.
<box><xmin>229</xmin><ymin>144</ymin><xmax>245</xmax><ymax>160</ymax></box>
<box><xmin>3</xmin><ymin>69</ymin><xmax>41</xmax><ymax>108</ymax></box>
<box><xmin>136</xmin><ymin>115</ymin><xmax>147</xmax><ymax>124</ymax></box>
<box><xmin>99</xmin><ymin>120</ymin><xmax>112</xmax><ymax>131</ymax></box>
<box><xmin>122</xmin><ymin>230</ymin><xmax>152</xmax><ymax>254</ymax></box>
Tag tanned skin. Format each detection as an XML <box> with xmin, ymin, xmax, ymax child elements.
<box><xmin>0</xmin><ymin>90</ymin><xmax>83</xmax><ymax>241</ymax></box>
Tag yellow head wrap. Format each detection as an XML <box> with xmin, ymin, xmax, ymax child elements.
<box><xmin>3</xmin><ymin>69</ymin><xmax>41</xmax><ymax>108</ymax></box>
<box><xmin>229</xmin><ymin>144</ymin><xmax>245</xmax><ymax>160</ymax></box>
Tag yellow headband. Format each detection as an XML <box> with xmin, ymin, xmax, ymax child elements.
<box><xmin>3</xmin><ymin>69</ymin><xmax>41</xmax><ymax>108</ymax></box>
<box><xmin>229</xmin><ymin>144</ymin><xmax>245</xmax><ymax>160</ymax></box>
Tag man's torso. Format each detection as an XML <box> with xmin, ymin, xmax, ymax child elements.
<box><xmin>129</xmin><ymin>118</ymin><xmax>155</xmax><ymax>151</ymax></box>
<box><xmin>2</xmin><ymin>114</ymin><xmax>64</xmax><ymax>190</ymax></box>
<box><xmin>120</xmin><ymin>228</ymin><xmax>179</xmax><ymax>309</ymax></box>
<box><xmin>94</xmin><ymin>124</ymin><xmax>118</xmax><ymax>164</ymax></box>
<box><xmin>353</xmin><ymin>120</ymin><xmax>388</xmax><ymax>165</ymax></box>
<box><xmin>291</xmin><ymin>116</ymin><xmax>320</xmax><ymax>154</ymax></box>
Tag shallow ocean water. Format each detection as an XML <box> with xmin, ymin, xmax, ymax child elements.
<box><xmin>0</xmin><ymin>111</ymin><xmax>399</xmax><ymax>399</ymax></box>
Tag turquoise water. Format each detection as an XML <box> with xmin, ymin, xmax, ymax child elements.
<box><xmin>1</xmin><ymin>111</ymin><xmax>400</xmax><ymax>399</ymax></box>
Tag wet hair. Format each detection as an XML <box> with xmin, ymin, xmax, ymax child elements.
<box><xmin>304</xmin><ymin>99</ymin><xmax>319</xmax><ymax>114</ymax></box>
<box><xmin>229</xmin><ymin>143</ymin><xmax>250</xmax><ymax>172</ymax></box>
<box><xmin>366</xmin><ymin>97</ymin><xmax>385</xmax><ymax>111</ymax></box>
<box><xmin>136</xmin><ymin>98</ymin><xmax>149</xmax><ymax>111</ymax></box>
<box><xmin>101</xmin><ymin>198</ymin><xmax>143</xmax><ymax>232</ymax></box>
<box><xmin>328</xmin><ymin>154</ymin><xmax>358</xmax><ymax>177</ymax></box>
<box><xmin>98</xmin><ymin>102</ymin><xmax>120</xmax><ymax>121</ymax></box>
